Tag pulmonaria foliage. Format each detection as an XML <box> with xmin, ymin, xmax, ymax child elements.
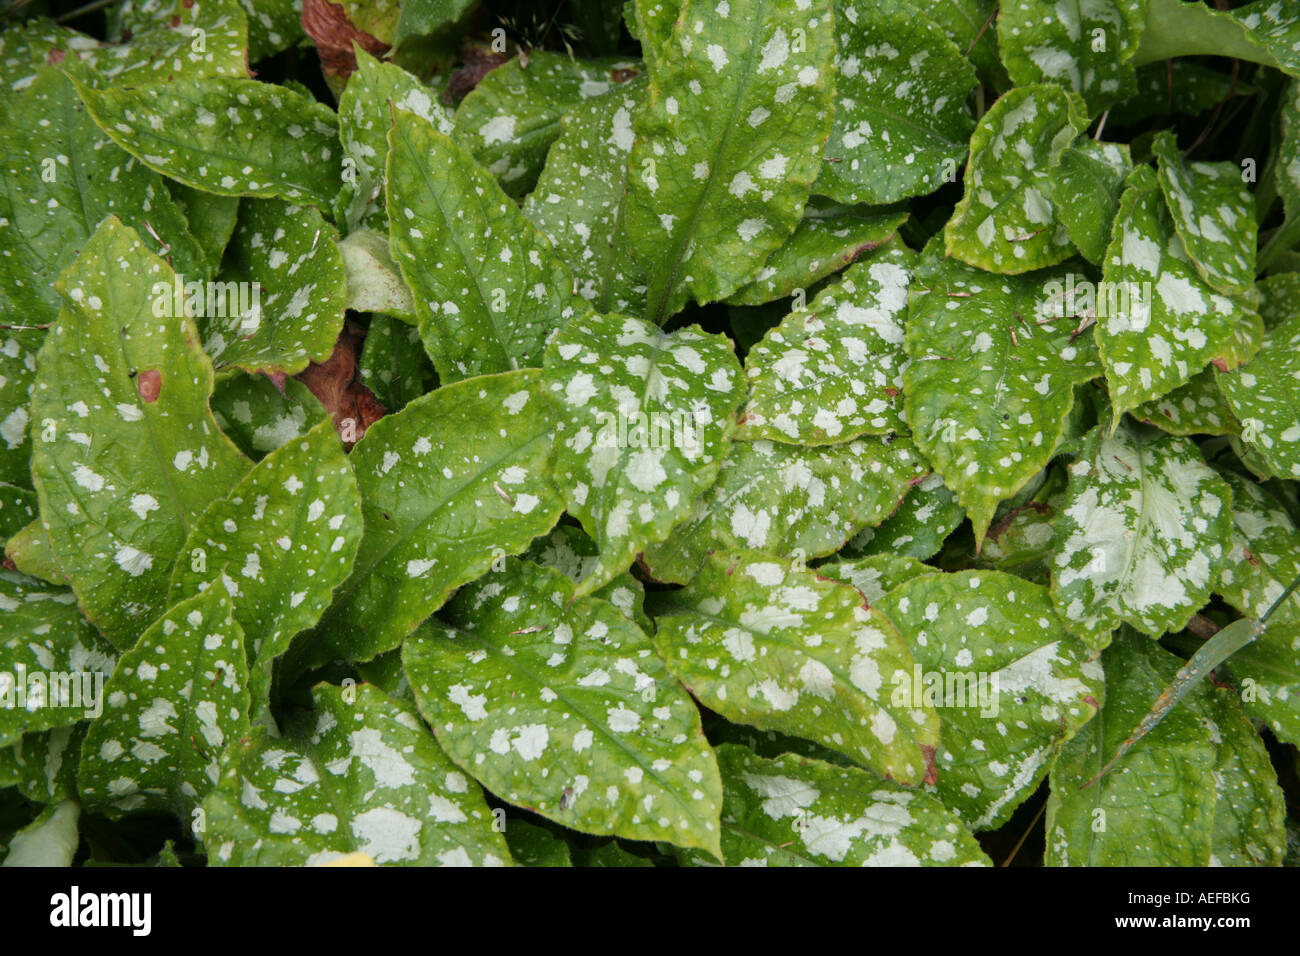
<box><xmin>1</xmin><ymin>0</ymin><xmax>1297</xmax><ymax>869</ymax></box>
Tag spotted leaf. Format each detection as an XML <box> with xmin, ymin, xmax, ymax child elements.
<box><xmin>402</xmin><ymin>559</ymin><xmax>723</xmax><ymax>856</ymax></box>
<box><xmin>1216</xmin><ymin>308</ymin><xmax>1300</xmax><ymax>480</ymax></box>
<box><xmin>29</xmin><ymin>218</ymin><xmax>250</xmax><ymax>649</ymax></box>
<box><xmin>543</xmin><ymin>311</ymin><xmax>744</xmax><ymax>596</ymax></box>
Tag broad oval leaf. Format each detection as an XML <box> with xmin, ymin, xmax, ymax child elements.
<box><xmin>649</xmin><ymin>550</ymin><xmax>940</xmax><ymax>784</ymax></box>
<box><xmin>30</xmin><ymin>218</ymin><xmax>250</xmax><ymax>648</ymax></box>
<box><xmin>203</xmin><ymin>682</ymin><xmax>511</xmax><ymax>866</ymax></box>
<box><xmin>74</xmin><ymin>76</ymin><xmax>342</xmax><ymax>206</ymax></box>
<box><xmin>453</xmin><ymin>51</ymin><xmax>641</xmax><ymax>198</ymax></box>
<box><xmin>643</xmin><ymin>434</ymin><xmax>925</xmax><ymax>585</ymax></box>
<box><xmin>1152</xmin><ymin>130</ymin><xmax>1256</xmax><ymax>295</ymax></box>
<box><xmin>386</xmin><ymin>108</ymin><xmax>583</xmax><ymax>381</ymax></box>
<box><xmin>739</xmin><ymin>246</ymin><xmax>913</xmax><ymax>444</ymax></box>
<box><xmin>814</xmin><ymin>0</ymin><xmax>976</xmax><ymax>206</ymax></box>
<box><xmin>903</xmin><ymin>255</ymin><xmax>1100</xmax><ymax>544</ymax></box>
<box><xmin>202</xmin><ymin>199</ymin><xmax>347</xmax><ymax>375</ymax></box>
<box><xmin>625</xmin><ymin>0</ymin><xmax>837</xmax><ymax>322</ymax></box>
<box><xmin>680</xmin><ymin>745</ymin><xmax>990</xmax><ymax>867</ymax></box>
<box><xmin>543</xmin><ymin>311</ymin><xmax>744</xmax><ymax>595</ymax></box>
<box><xmin>943</xmin><ymin>84</ymin><xmax>1085</xmax><ymax>273</ymax></box>
<box><xmin>842</xmin><ymin>472</ymin><xmax>966</xmax><ymax>561</ymax></box>
<box><xmin>998</xmin><ymin>0</ymin><xmax>1146</xmax><ymax>116</ymax></box>
<box><xmin>78</xmin><ymin>583</ymin><xmax>250</xmax><ymax>820</ymax></box>
<box><xmin>817</xmin><ymin>553</ymin><xmax>935</xmax><ymax>605</ymax></box>
<box><xmin>1050</xmin><ymin>423</ymin><xmax>1233</xmax><ymax>646</ymax></box>
<box><xmin>307</xmin><ymin>369</ymin><xmax>563</xmax><ymax>665</ymax></box>
<box><xmin>875</xmin><ymin>570</ymin><xmax>1103</xmax><ymax>829</ymax></box>
<box><xmin>402</xmin><ymin>559</ymin><xmax>723</xmax><ymax>856</ymax></box>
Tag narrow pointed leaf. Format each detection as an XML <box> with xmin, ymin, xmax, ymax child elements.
<box><xmin>1049</xmin><ymin>139</ymin><xmax>1133</xmax><ymax>266</ymax></box>
<box><xmin>1097</xmin><ymin>165</ymin><xmax>1248</xmax><ymax>418</ymax></box>
<box><xmin>386</xmin><ymin>108</ymin><xmax>583</xmax><ymax>381</ymax></box>
<box><xmin>169</xmin><ymin>421</ymin><xmax>363</xmax><ymax>707</ymax></box>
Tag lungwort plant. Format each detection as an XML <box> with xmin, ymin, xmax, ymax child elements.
<box><xmin>1</xmin><ymin>0</ymin><xmax>1299</xmax><ymax>869</ymax></box>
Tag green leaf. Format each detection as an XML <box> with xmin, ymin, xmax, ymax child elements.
<box><xmin>0</xmin><ymin>482</ymin><xmax>36</xmax><ymax>543</ymax></box>
<box><xmin>1</xmin><ymin>800</ymin><xmax>79</xmax><ymax>867</ymax></box>
<box><xmin>74</xmin><ymin>77</ymin><xmax>343</xmax><ymax>207</ymax></box>
<box><xmin>898</xmin><ymin>0</ymin><xmax>1001</xmax><ymax>80</ymax></box>
<box><xmin>524</xmin><ymin>524</ymin><xmax>651</xmax><ymax>632</ymax></box>
<box><xmin>203</xmin><ymin>683</ymin><xmax>511</xmax><ymax>866</ymax></box>
<box><xmin>625</xmin><ymin>0</ymin><xmax>837</xmax><ymax>322</ymax></box>
<box><xmin>1130</xmin><ymin>367</ymin><xmax>1238</xmax><ymax>437</ymax></box>
<box><xmin>14</xmin><ymin>723</ymin><xmax>85</xmax><ymax>805</ymax></box>
<box><xmin>738</xmin><ymin>245</ymin><xmax>913</xmax><ymax>444</ymax></box>
<box><xmin>1205</xmin><ymin>685</ymin><xmax>1287</xmax><ymax>867</ymax></box>
<box><xmin>233</xmin><ymin>0</ymin><xmax>303</xmax><ymax>62</ymax></box>
<box><xmin>168</xmin><ymin>183</ymin><xmax>240</xmax><ymax>278</ymax></box>
<box><xmin>0</xmin><ymin>68</ymin><xmax>208</xmax><ymax>326</ymax></box>
<box><xmin>997</xmin><ymin>0</ymin><xmax>1146</xmax><ymax>116</ymax></box>
<box><xmin>649</xmin><ymin>550</ymin><xmax>939</xmax><ymax>784</ymax></box>
<box><xmin>1049</xmin><ymin>140</ymin><xmax>1133</xmax><ymax>266</ymax></box>
<box><xmin>524</xmin><ymin>77</ymin><xmax>647</xmax><ymax>317</ymax></box>
<box><xmin>0</xmin><ymin>571</ymin><xmax>118</xmax><ymax>741</ymax></box>
<box><xmin>1152</xmin><ymin>131</ymin><xmax>1256</xmax><ymax>295</ymax></box>
<box><xmin>1110</xmin><ymin>61</ymin><xmax>1254</xmax><ymax>127</ymax></box>
<box><xmin>814</xmin><ymin>0</ymin><xmax>976</xmax><ymax>205</ymax></box>
<box><xmin>1049</xmin><ymin>423</ymin><xmax>1233</xmax><ymax>646</ymax></box>
<box><xmin>976</xmin><ymin>463</ymin><xmax>1069</xmax><ymax>576</ymax></box>
<box><xmin>875</xmin><ymin>570</ymin><xmax>1102</xmax><ymax>828</ymax></box>
<box><xmin>816</xmin><ymin>553</ymin><xmax>935</xmax><ymax>605</ymax></box>
<box><xmin>680</xmin><ymin>745</ymin><xmax>990</xmax><ymax>866</ymax></box>
<box><xmin>339</xmin><ymin>229</ymin><xmax>416</xmax><ymax>323</ymax></box>
<box><xmin>643</xmin><ymin>434</ymin><xmax>926</xmax><ymax>584</ymax></box>
<box><xmin>842</xmin><ymin>472</ymin><xmax>966</xmax><ymax>561</ymax></box>
<box><xmin>543</xmin><ymin>311</ymin><xmax>744</xmax><ymax>596</ymax></box>
<box><xmin>78</xmin><ymin>583</ymin><xmax>250</xmax><ymax>820</ymax></box>
<box><xmin>210</xmin><ymin>372</ymin><xmax>331</xmax><ymax>461</ymax></box>
<box><xmin>0</xmin><ymin>327</ymin><xmax>42</xmax><ymax>487</ymax></box>
<box><xmin>1215</xmin><ymin>470</ymin><xmax>1300</xmax><ymax>746</ymax></box>
<box><xmin>1096</xmin><ymin>164</ymin><xmax>1248</xmax><ymax>420</ymax></box>
<box><xmin>1217</xmin><ymin>309</ymin><xmax>1300</xmax><ymax>480</ymax></box>
<box><xmin>386</xmin><ymin>108</ymin><xmax>583</xmax><ymax>382</ymax></box>
<box><xmin>308</xmin><ymin>369</ymin><xmax>563</xmax><ymax>665</ymax></box>
<box><xmin>453</xmin><ymin>52</ymin><xmax>641</xmax><ymax>198</ymax></box>
<box><xmin>943</xmin><ymin>84</ymin><xmax>1085</xmax><ymax>274</ymax></box>
<box><xmin>903</xmin><ymin>255</ymin><xmax>1100</xmax><ymax>544</ymax></box>
<box><xmin>357</xmin><ymin>315</ymin><xmax>433</xmax><ymax>413</ymax></box>
<box><xmin>30</xmin><ymin>218</ymin><xmax>250</xmax><ymax>648</ymax></box>
<box><xmin>725</xmin><ymin>203</ymin><xmax>907</xmax><ymax>307</ymax></box>
<box><xmin>337</xmin><ymin>48</ymin><xmax>454</xmax><ymax>234</ymax></box>
<box><xmin>4</xmin><ymin>520</ymin><xmax>66</xmax><ymax>586</ymax></box>
<box><xmin>402</xmin><ymin>559</ymin><xmax>723</xmax><ymax>856</ymax></box>
<box><xmin>202</xmin><ymin>199</ymin><xmax>346</xmax><ymax>375</ymax></box>
<box><xmin>1045</xmin><ymin>632</ymin><xmax>1218</xmax><ymax>866</ymax></box>
<box><xmin>503</xmin><ymin>819</ymin><xmax>572</xmax><ymax>867</ymax></box>
<box><xmin>1134</xmin><ymin>0</ymin><xmax>1300</xmax><ymax>77</ymax></box>
<box><xmin>168</xmin><ymin>421</ymin><xmax>363</xmax><ymax>710</ymax></box>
